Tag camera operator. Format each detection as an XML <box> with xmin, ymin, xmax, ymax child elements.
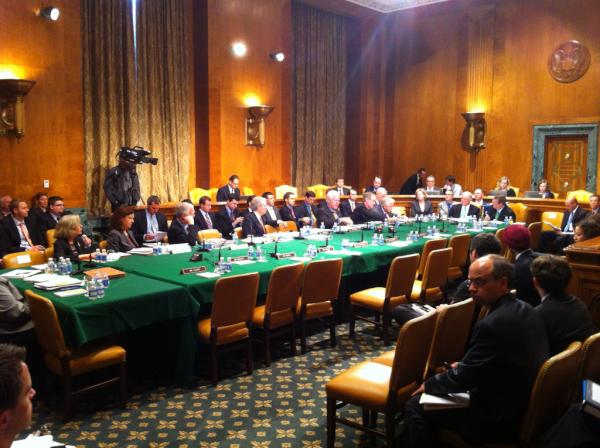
<box><xmin>103</xmin><ymin>147</ymin><xmax>152</xmax><ymax>212</ymax></box>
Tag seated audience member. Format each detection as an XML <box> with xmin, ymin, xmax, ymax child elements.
<box><xmin>340</xmin><ymin>189</ymin><xmax>358</xmax><ymax>218</ymax></box>
<box><xmin>382</xmin><ymin>197</ymin><xmax>399</xmax><ymax>219</ymax></box>
<box><xmin>106</xmin><ymin>206</ymin><xmax>139</xmax><ymax>252</ymax></box>
<box><xmin>37</xmin><ymin>196</ymin><xmax>65</xmax><ymax>238</ymax></box>
<box><xmin>351</xmin><ymin>191</ymin><xmax>385</xmax><ymax>223</ymax></box>
<box><xmin>443</xmin><ymin>175</ymin><xmax>462</xmax><ymax>196</ymax></box>
<box><xmin>405</xmin><ymin>255</ymin><xmax>549</xmax><ymax>447</ymax></box>
<box><xmin>448</xmin><ymin>192</ymin><xmax>480</xmax><ymax>219</ymax></box>
<box><xmin>0</xmin><ymin>196</ymin><xmax>12</xmax><ymax>218</ymax></box>
<box><xmin>28</xmin><ymin>192</ymin><xmax>48</xmax><ymax>222</ymax></box>
<box><xmin>392</xmin><ymin>233</ymin><xmax>502</xmax><ymax>326</ymax></box>
<box><xmin>502</xmin><ymin>224</ymin><xmax>540</xmax><ymax>306</ymax></box>
<box><xmin>1</xmin><ymin>199</ymin><xmax>44</xmax><ymax>254</ymax></box>
<box><xmin>0</xmin><ymin>344</ymin><xmax>36</xmax><ymax>447</ymax></box>
<box><xmin>195</xmin><ymin>196</ymin><xmax>215</xmax><ymax>230</ymax></box>
<box><xmin>262</xmin><ymin>192</ymin><xmax>283</xmax><ymax>227</ymax></box>
<box><xmin>424</xmin><ymin>175</ymin><xmax>440</xmax><ymax>195</ymax></box>
<box><xmin>296</xmin><ymin>191</ymin><xmax>319</xmax><ymax>227</ymax></box>
<box><xmin>53</xmin><ymin>215</ymin><xmax>95</xmax><ymax>260</ymax></box>
<box><xmin>472</xmin><ymin>188</ymin><xmax>486</xmax><ymax>209</ymax></box>
<box><xmin>531</xmin><ymin>255</ymin><xmax>596</xmax><ymax>356</ymax></box>
<box><xmin>399</xmin><ymin>168</ymin><xmax>426</xmax><ymax>195</ymax></box>
<box><xmin>485</xmin><ymin>195</ymin><xmax>516</xmax><ymax>222</ymax></box>
<box><xmin>216</xmin><ymin>174</ymin><xmax>241</xmax><ymax>202</ymax></box>
<box><xmin>589</xmin><ymin>193</ymin><xmax>599</xmax><ymax>216</ymax></box>
<box><xmin>495</xmin><ymin>176</ymin><xmax>516</xmax><ymax>197</ymax></box>
<box><xmin>242</xmin><ymin>196</ymin><xmax>269</xmax><ymax>237</ymax></box>
<box><xmin>539</xmin><ymin>197</ymin><xmax>588</xmax><ymax>254</ymax></box>
<box><xmin>410</xmin><ymin>188</ymin><xmax>433</xmax><ymax>216</ymax></box>
<box><xmin>241</xmin><ymin>195</ymin><xmax>255</xmax><ymax>218</ymax></box>
<box><xmin>374</xmin><ymin>187</ymin><xmax>387</xmax><ymax>216</ymax></box>
<box><xmin>131</xmin><ymin>195</ymin><xmax>168</xmax><ymax>244</ymax></box>
<box><xmin>364</xmin><ymin>176</ymin><xmax>382</xmax><ymax>193</ymax></box>
<box><xmin>316</xmin><ymin>191</ymin><xmax>353</xmax><ymax>229</ymax></box>
<box><xmin>167</xmin><ymin>202</ymin><xmax>199</xmax><ymax>246</ymax></box>
<box><xmin>573</xmin><ymin>217</ymin><xmax>600</xmax><ymax>243</ymax></box>
<box><xmin>0</xmin><ymin>279</ymin><xmax>34</xmax><ymax>348</ymax></box>
<box><xmin>332</xmin><ymin>178</ymin><xmax>350</xmax><ymax>196</ymax></box>
<box><xmin>537</xmin><ymin>179</ymin><xmax>555</xmax><ymax>199</ymax></box>
<box><xmin>437</xmin><ymin>190</ymin><xmax>455</xmax><ymax>218</ymax></box>
<box><xmin>214</xmin><ymin>194</ymin><xmax>244</xmax><ymax>239</ymax></box>
<box><xmin>279</xmin><ymin>192</ymin><xmax>298</xmax><ymax>222</ymax></box>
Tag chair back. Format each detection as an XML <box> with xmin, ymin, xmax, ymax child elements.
<box><xmin>580</xmin><ymin>332</ymin><xmax>600</xmax><ymax>382</ymax></box>
<box><xmin>208</xmin><ymin>187</ymin><xmax>219</xmax><ymax>202</ymax></box>
<box><xmin>567</xmin><ymin>190</ymin><xmax>593</xmax><ymax>202</ymax></box>
<box><xmin>511</xmin><ymin>186</ymin><xmax>520</xmax><ymax>197</ymax></box>
<box><xmin>418</xmin><ymin>238</ymin><xmax>447</xmax><ymax>276</ymax></box>
<box><xmin>420</xmin><ymin>248</ymin><xmax>453</xmax><ymax>296</ymax></box>
<box><xmin>307</xmin><ymin>184</ymin><xmax>329</xmax><ymax>198</ymax></box>
<box><xmin>424</xmin><ymin>299</ymin><xmax>476</xmax><ymax>378</ymax></box>
<box><xmin>197</xmin><ymin>229</ymin><xmax>222</xmax><ymax>243</ymax></box>
<box><xmin>234</xmin><ymin>227</ymin><xmax>243</xmax><ymax>239</ymax></box>
<box><xmin>528</xmin><ymin>222</ymin><xmax>542</xmax><ymax>250</ymax></box>
<box><xmin>510</xmin><ymin>202</ymin><xmax>528</xmax><ymax>222</ymax></box>
<box><xmin>3</xmin><ymin>251</ymin><xmax>45</xmax><ymax>269</ymax></box>
<box><xmin>243</xmin><ymin>186</ymin><xmax>254</xmax><ymax>196</ymax></box>
<box><xmin>189</xmin><ymin>187</ymin><xmax>211</xmax><ymax>205</ymax></box>
<box><xmin>264</xmin><ymin>224</ymin><xmax>277</xmax><ymax>234</ymax></box>
<box><xmin>520</xmin><ymin>341</ymin><xmax>583</xmax><ymax>444</ymax></box>
<box><xmin>44</xmin><ymin>247</ymin><xmax>54</xmax><ymax>261</ymax></box>
<box><xmin>265</xmin><ymin>263</ymin><xmax>305</xmax><ymax>314</ymax></box>
<box><xmin>46</xmin><ymin>229</ymin><xmax>56</xmax><ymax>247</ymax></box>
<box><xmin>385</xmin><ymin>254</ymin><xmax>419</xmax><ymax>300</ymax></box>
<box><xmin>25</xmin><ymin>290</ymin><xmax>69</xmax><ymax>358</ymax></box>
<box><xmin>541</xmin><ymin>211</ymin><xmax>564</xmax><ymax>231</ymax></box>
<box><xmin>495</xmin><ymin>228</ymin><xmax>508</xmax><ymax>257</ymax></box>
<box><xmin>283</xmin><ymin>220</ymin><xmax>298</xmax><ymax>232</ymax></box>
<box><xmin>448</xmin><ymin>234</ymin><xmax>470</xmax><ymax>272</ymax></box>
<box><xmin>98</xmin><ymin>240</ymin><xmax>108</xmax><ymax>250</ymax></box>
<box><xmin>301</xmin><ymin>258</ymin><xmax>343</xmax><ymax>305</ymax></box>
<box><xmin>275</xmin><ymin>185</ymin><xmax>297</xmax><ymax>199</ymax></box>
<box><xmin>211</xmin><ymin>273</ymin><xmax>259</xmax><ymax>328</ymax></box>
<box><xmin>389</xmin><ymin>310</ymin><xmax>437</xmax><ymax>394</ymax></box>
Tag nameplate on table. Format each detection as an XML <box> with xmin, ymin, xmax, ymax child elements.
<box><xmin>230</xmin><ymin>255</ymin><xmax>249</xmax><ymax>262</ymax></box>
<box><xmin>181</xmin><ymin>266</ymin><xmax>207</xmax><ymax>275</ymax></box>
<box><xmin>274</xmin><ymin>252</ymin><xmax>296</xmax><ymax>259</ymax></box>
<box><xmin>385</xmin><ymin>237</ymin><xmax>398</xmax><ymax>243</ymax></box>
<box><xmin>317</xmin><ymin>246</ymin><xmax>334</xmax><ymax>253</ymax></box>
<box><xmin>349</xmin><ymin>241</ymin><xmax>368</xmax><ymax>248</ymax></box>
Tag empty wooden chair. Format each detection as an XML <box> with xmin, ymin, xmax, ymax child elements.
<box><xmin>447</xmin><ymin>234</ymin><xmax>471</xmax><ymax>281</ymax></box>
<box><xmin>567</xmin><ymin>190</ymin><xmax>593</xmax><ymax>202</ymax></box>
<box><xmin>510</xmin><ymin>202</ymin><xmax>528</xmax><ymax>222</ymax></box>
<box><xmin>417</xmin><ymin>238</ymin><xmax>447</xmax><ymax>278</ymax></box>
<box><xmin>297</xmin><ymin>258</ymin><xmax>343</xmax><ymax>354</ymax></box>
<box><xmin>541</xmin><ymin>211</ymin><xmax>564</xmax><ymax>231</ymax></box>
<box><xmin>349</xmin><ymin>253</ymin><xmax>419</xmax><ymax>344</ymax></box>
<box><xmin>326</xmin><ymin>310</ymin><xmax>438</xmax><ymax>448</ymax></box>
<box><xmin>197</xmin><ymin>229</ymin><xmax>222</xmax><ymax>243</ymax></box>
<box><xmin>198</xmin><ymin>272</ymin><xmax>259</xmax><ymax>385</ymax></box>
<box><xmin>411</xmin><ymin>248</ymin><xmax>453</xmax><ymax>303</ymax></box>
<box><xmin>3</xmin><ymin>251</ymin><xmax>45</xmax><ymax>269</ymax></box>
<box><xmin>528</xmin><ymin>222</ymin><xmax>542</xmax><ymax>251</ymax></box>
<box><xmin>188</xmin><ymin>187</ymin><xmax>212</xmax><ymax>205</ymax></box>
<box><xmin>243</xmin><ymin>186</ymin><xmax>254</xmax><ymax>196</ymax></box>
<box><xmin>307</xmin><ymin>184</ymin><xmax>329</xmax><ymax>198</ymax></box>
<box><xmin>252</xmin><ymin>263</ymin><xmax>304</xmax><ymax>365</ymax></box>
<box><xmin>26</xmin><ymin>290</ymin><xmax>127</xmax><ymax>421</ymax></box>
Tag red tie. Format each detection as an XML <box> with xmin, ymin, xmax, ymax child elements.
<box><xmin>18</xmin><ymin>223</ymin><xmax>33</xmax><ymax>247</ymax></box>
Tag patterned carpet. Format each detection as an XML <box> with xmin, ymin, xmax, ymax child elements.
<box><xmin>28</xmin><ymin>321</ymin><xmax>399</xmax><ymax>447</ymax></box>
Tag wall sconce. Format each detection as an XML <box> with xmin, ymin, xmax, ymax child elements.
<box><xmin>0</xmin><ymin>79</ymin><xmax>36</xmax><ymax>139</ymax></box>
<box><xmin>38</xmin><ymin>6</ymin><xmax>60</xmax><ymax>21</ymax></box>
<box><xmin>461</xmin><ymin>112</ymin><xmax>486</xmax><ymax>152</ymax></box>
<box><xmin>245</xmin><ymin>105</ymin><xmax>274</xmax><ymax>147</ymax></box>
<box><xmin>269</xmin><ymin>52</ymin><xmax>285</xmax><ymax>62</ymax></box>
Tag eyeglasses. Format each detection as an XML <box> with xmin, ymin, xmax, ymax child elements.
<box><xmin>466</xmin><ymin>276</ymin><xmax>493</xmax><ymax>288</ymax></box>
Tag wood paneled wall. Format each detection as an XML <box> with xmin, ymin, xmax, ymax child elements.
<box><xmin>0</xmin><ymin>0</ymin><xmax>85</xmax><ymax>207</ymax></box>
<box><xmin>353</xmin><ymin>0</ymin><xmax>600</xmax><ymax>195</ymax></box>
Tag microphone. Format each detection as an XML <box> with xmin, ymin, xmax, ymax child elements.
<box><xmin>270</xmin><ymin>235</ymin><xmax>283</xmax><ymax>258</ymax></box>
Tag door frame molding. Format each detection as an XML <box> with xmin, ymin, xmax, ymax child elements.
<box><xmin>531</xmin><ymin>123</ymin><xmax>598</xmax><ymax>192</ymax></box>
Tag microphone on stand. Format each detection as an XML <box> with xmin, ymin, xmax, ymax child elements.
<box><xmin>270</xmin><ymin>236</ymin><xmax>283</xmax><ymax>258</ymax></box>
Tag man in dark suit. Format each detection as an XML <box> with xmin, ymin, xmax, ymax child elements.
<box><xmin>332</xmin><ymin>178</ymin><xmax>350</xmax><ymax>196</ymax></box>
<box><xmin>242</xmin><ymin>197</ymin><xmax>268</xmax><ymax>237</ymax></box>
<box><xmin>167</xmin><ymin>202</ymin><xmax>199</xmax><ymax>246</ymax></box>
<box><xmin>216</xmin><ymin>174</ymin><xmax>241</xmax><ymax>202</ymax></box>
<box><xmin>539</xmin><ymin>197</ymin><xmax>588</xmax><ymax>253</ymax></box>
<box><xmin>1</xmin><ymin>199</ymin><xmax>45</xmax><ymax>254</ymax></box>
<box><xmin>486</xmin><ymin>195</ymin><xmax>516</xmax><ymax>222</ymax></box>
<box><xmin>279</xmin><ymin>192</ymin><xmax>299</xmax><ymax>223</ymax></box>
<box><xmin>295</xmin><ymin>191</ymin><xmax>319</xmax><ymax>227</ymax></box>
<box><xmin>340</xmin><ymin>189</ymin><xmax>358</xmax><ymax>218</ymax></box>
<box><xmin>351</xmin><ymin>192</ymin><xmax>385</xmax><ymax>224</ymax></box>
<box><xmin>262</xmin><ymin>192</ymin><xmax>283</xmax><ymax>228</ymax></box>
<box><xmin>424</xmin><ymin>175</ymin><xmax>441</xmax><ymax>195</ymax></box>
<box><xmin>405</xmin><ymin>255</ymin><xmax>549</xmax><ymax>447</ymax></box>
<box><xmin>214</xmin><ymin>194</ymin><xmax>244</xmax><ymax>239</ymax></box>
<box><xmin>194</xmin><ymin>195</ymin><xmax>216</xmax><ymax>231</ymax></box>
<box><xmin>448</xmin><ymin>192</ymin><xmax>480</xmax><ymax>219</ymax></box>
<box><xmin>131</xmin><ymin>195</ymin><xmax>168</xmax><ymax>244</ymax></box>
<box><xmin>531</xmin><ymin>255</ymin><xmax>596</xmax><ymax>356</ymax></box>
<box><xmin>502</xmin><ymin>224</ymin><xmax>540</xmax><ymax>306</ymax></box>
<box><xmin>399</xmin><ymin>168</ymin><xmax>426</xmax><ymax>195</ymax></box>
<box><xmin>316</xmin><ymin>191</ymin><xmax>353</xmax><ymax>229</ymax></box>
<box><xmin>589</xmin><ymin>194</ymin><xmax>599</xmax><ymax>216</ymax></box>
<box><xmin>364</xmin><ymin>176</ymin><xmax>382</xmax><ymax>193</ymax></box>
<box><xmin>36</xmin><ymin>196</ymin><xmax>65</xmax><ymax>243</ymax></box>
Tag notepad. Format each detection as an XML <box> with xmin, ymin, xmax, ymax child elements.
<box><xmin>55</xmin><ymin>288</ymin><xmax>87</xmax><ymax>297</ymax></box>
<box><xmin>419</xmin><ymin>392</ymin><xmax>470</xmax><ymax>410</ymax></box>
<box><xmin>0</xmin><ymin>269</ymin><xmax>37</xmax><ymax>278</ymax></box>
<box><xmin>197</xmin><ymin>272</ymin><xmax>221</xmax><ymax>278</ymax></box>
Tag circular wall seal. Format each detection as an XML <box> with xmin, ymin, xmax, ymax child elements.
<box><xmin>548</xmin><ymin>40</ymin><xmax>591</xmax><ymax>83</ymax></box>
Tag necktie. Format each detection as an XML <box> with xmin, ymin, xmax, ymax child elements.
<box><xmin>290</xmin><ymin>206</ymin><xmax>296</xmax><ymax>219</ymax></box>
<box><xmin>18</xmin><ymin>223</ymin><xmax>33</xmax><ymax>247</ymax></box>
<box><xmin>494</xmin><ymin>210</ymin><xmax>500</xmax><ymax>220</ymax></box>
<box><xmin>205</xmin><ymin>212</ymin><xmax>212</xmax><ymax>229</ymax></box>
<box><xmin>460</xmin><ymin>206</ymin><xmax>468</xmax><ymax>219</ymax></box>
<box><xmin>228</xmin><ymin>209</ymin><xmax>234</xmax><ymax>222</ymax></box>
<box><xmin>339</xmin><ymin>188</ymin><xmax>344</xmax><ymax>196</ymax></box>
<box><xmin>565</xmin><ymin>212</ymin><xmax>574</xmax><ymax>231</ymax></box>
<box><xmin>350</xmin><ymin>201</ymin><xmax>355</xmax><ymax>212</ymax></box>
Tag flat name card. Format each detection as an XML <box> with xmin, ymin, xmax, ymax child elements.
<box><xmin>181</xmin><ymin>266</ymin><xmax>207</xmax><ymax>275</ymax></box>
<box><xmin>349</xmin><ymin>241</ymin><xmax>368</xmax><ymax>248</ymax></box>
<box><xmin>230</xmin><ymin>256</ymin><xmax>249</xmax><ymax>262</ymax></box>
<box><xmin>274</xmin><ymin>252</ymin><xmax>296</xmax><ymax>259</ymax></box>
<box><xmin>317</xmin><ymin>246</ymin><xmax>334</xmax><ymax>253</ymax></box>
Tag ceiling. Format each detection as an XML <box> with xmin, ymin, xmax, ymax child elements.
<box><xmin>343</xmin><ymin>0</ymin><xmax>449</xmax><ymax>13</ymax></box>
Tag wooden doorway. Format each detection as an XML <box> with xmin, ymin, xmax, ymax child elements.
<box><xmin>544</xmin><ymin>135</ymin><xmax>588</xmax><ymax>193</ymax></box>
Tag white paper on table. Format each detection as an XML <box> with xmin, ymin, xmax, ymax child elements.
<box><xmin>54</xmin><ymin>288</ymin><xmax>87</xmax><ymax>298</ymax></box>
<box><xmin>31</xmin><ymin>264</ymin><xmax>48</xmax><ymax>270</ymax></box>
<box><xmin>0</xmin><ymin>269</ymin><xmax>38</xmax><ymax>278</ymax></box>
<box><xmin>289</xmin><ymin>256</ymin><xmax>311</xmax><ymax>262</ymax></box>
<box><xmin>197</xmin><ymin>272</ymin><xmax>221</xmax><ymax>278</ymax></box>
<box><xmin>106</xmin><ymin>252</ymin><xmax>130</xmax><ymax>261</ymax></box>
<box><xmin>424</xmin><ymin>236</ymin><xmax>444</xmax><ymax>239</ymax></box>
<box><xmin>229</xmin><ymin>244</ymin><xmax>249</xmax><ymax>251</ymax></box>
<box><xmin>231</xmin><ymin>259</ymin><xmax>255</xmax><ymax>265</ymax></box>
<box><xmin>388</xmin><ymin>241</ymin><xmax>411</xmax><ymax>248</ymax></box>
<box><xmin>128</xmin><ymin>247</ymin><xmax>154</xmax><ymax>255</ymax></box>
<box><xmin>23</xmin><ymin>273</ymin><xmax>59</xmax><ymax>283</ymax></box>
<box><xmin>35</xmin><ymin>277</ymin><xmax>83</xmax><ymax>289</ymax></box>
<box><xmin>327</xmin><ymin>250</ymin><xmax>361</xmax><ymax>256</ymax></box>
<box><xmin>167</xmin><ymin>244</ymin><xmax>192</xmax><ymax>254</ymax></box>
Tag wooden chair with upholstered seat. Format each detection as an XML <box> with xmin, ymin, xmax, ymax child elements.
<box><xmin>198</xmin><ymin>272</ymin><xmax>259</xmax><ymax>385</ymax></box>
<box><xmin>417</xmin><ymin>238</ymin><xmax>447</xmax><ymax>278</ymax></box>
<box><xmin>411</xmin><ymin>248</ymin><xmax>453</xmax><ymax>304</ymax></box>
<box><xmin>447</xmin><ymin>234</ymin><xmax>471</xmax><ymax>281</ymax></box>
<box><xmin>326</xmin><ymin>310</ymin><xmax>438</xmax><ymax>448</ymax></box>
<box><xmin>567</xmin><ymin>190</ymin><xmax>593</xmax><ymax>202</ymax></box>
<box><xmin>252</xmin><ymin>263</ymin><xmax>305</xmax><ymax>366</ymax></box>
<box><xmin>579</xmin><ymin>331</ymin><xmax>600</xmax><ymax>383</ymax></box>
<box><xmin>495</xmin><ymin>228</ymin><xmax>509</xmax><ymax>258</ymax></box>
<box><xmin>264</xmin><ymin>224</ymin><xmax>277</xmax><ymax>234</ymax></box>
<box><xmin>297</xmin><ymin>258</ymin><xmax>343</xmax><ymax>354</ymax></box>
<box><xmin>307</xmin><ymin>184</ymin><xmax>329</xmax><ymax>198</ymax></box>
<box><xmin>197</xmin><ymin>229</ymin><xmax>222</xmax><ymax>243</ymax></box>
<box><xmin>349</xmin><ymin>253</ymin><xmax>419</xmax><ymax>344</ymax></box>
<box><xmin>46</xmin><ymin>229</ymin><xmax>56</xmax><ymax>247</ymax></box>
<box><xmin>440</xmin><ymin>341</ymin><xmax>583</xmax><ymax>448</ymax></box>
<box><xmin>528</xmin><ymin>222</ymin><xmax>542</xmax><ymax>251</ymax></box>
<box><xmin>3</xmin><ymin>250</ymin><xmax>46</xmax><ymax>269</ymax></box>
<box><xmin>189</xmin><ymin>187</ymin><xmax>212</xmax><ymax>205</ymax></box>
<box><xmin>234</xmin><ymin>227</ymin><xmax>243</xmax><ymax>240</ymax></box>
<box><xmin>26</xmin><ymin>290</ymin><xmax>127</xmax><ymax>421</ymax></box>
<box><xmin>44</xmin><ymin>247</ymin><xmax>54</xmax><ymax>261</ymax></box>
<box><xmin>510</xmin><ymin>202</ymin><xmax>528</xmax><ymax>222</ymax></box>
<box><xmin>282</xmin><ymin>220</ymin><xmax>298</xmax><ymax>232</ymax></box>
<box><xmin>242</xmin><ymin>186</ymin><xmax>254</xmax><ymax>196</ymax></box>
<box><xmin>541</xmin><ymin>211</ymin><xmax>564</xmax><ymax>231</ymax></box>
<box><xmin>98</xmin><ymin>240</ymin><xmax>108</xmax><ymax>250</ymax></box>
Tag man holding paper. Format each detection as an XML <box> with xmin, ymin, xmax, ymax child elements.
<box><xmin>405</xmin><ymin>255</ymin><xmax>549</xmax><ymax>447</ymax></box>
<box><xmin>132</xmin><ymin>196</ymin><xmax>168</xmax><ymax>245</ymax></box>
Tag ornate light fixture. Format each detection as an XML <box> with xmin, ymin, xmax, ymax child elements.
<box><xmin>245</xmin><ymin>105</ymin><xmax>274</xmax><ymax>147</ymax></box>
<box><xmin>0</xmin><ymin>79</ymin><xmax>36</xmax><ymax>139</ymax></box>
<box><xmin>461</xmin><ymin>112</ymin><xmax>486</xmax><ymax>153</ymax></box>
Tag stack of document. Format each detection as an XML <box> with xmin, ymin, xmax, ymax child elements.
<box><xmin>128</xmin><ymin>247</ymin><xmax>154</xmax><ymax>256</ymax></box>
<box><xmin>0</xmin><ymin>270</ymin><xmax>38</xmax><ymax>279</ymax></box>
<box><xmin>34</xmin><ymin>276</ymin><xmax>83</xmax><ymax>291</ymax></box>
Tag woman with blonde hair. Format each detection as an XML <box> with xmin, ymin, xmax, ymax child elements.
<box><xmin>495</xmin><ymin>176</ymin><xmax>516</xmax><ymax>197</ymax></box>
<box><xmin>410</xmin><ymin>188</ymin><xmax>433</xmax><ymax>216</ymax></box>
<box><xmin>53</xmin><ymin>214</ymin><xmax>95</xmax><ymax>259</ymax></box>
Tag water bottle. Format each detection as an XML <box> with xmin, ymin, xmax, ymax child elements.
<box><xmin>101</xmin><ymin>272</ymin><xmax>110</xmax><ymax>288</ymax></box>
<box><xmin>86</xmin><ymin>279</ymin><xmax>97</xmax><ymax>300</ymax></box>
<box><xmin>371</xmin><ymin>233</ymin><xmax>378</xmax><ymax>246</ymax></box>
<box><xmin>341</xmin><ymin>238</ymin><xmax>349</xmax><ymax>250</ymax></box>
<box><xmin>101</xmin><ymin>249</ymin><xmax>107</xmax><ymax>262</ymax></box>
<box><xmin>256</xmin><ymin>246</ymin><xmax>263</xmax><ymax>261</ymax></box>
<box><xmin>65</xmin><ymin>259</ymin><xmax>72</xmax><ymax>275</ymax></box>
<box><xmin>94</xmin><ymin>274</ymin><xmax>105</xmax><ymax>299</ymax></box>
<box><xmin>320</xmin><ymin>221</ymin><xmax>325</xmax><ymax>231</ymax></box>
<box><xmin>57</xmin><ymin>257</ymin><xmax>65</xmax><ymax>275</ymax></box>
<box><xmin>232</xmin><ymin>232</ymin><xmax>239</xmax><ymax>245</ymax></box>
<box><xmin>378</xmin><ymin>233</ymin><xmax>385</xmax><ymax>245</ymax></box>
<box><xmin>46</xmin><ymin>258</ymin><xmax>55</xmax><ymax>274</ymax></box>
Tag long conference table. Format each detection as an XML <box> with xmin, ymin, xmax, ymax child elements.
<box><xmin>5</xmin><ymin>222</ymin><xmax>503</xmax><ymax>384</ymax></box>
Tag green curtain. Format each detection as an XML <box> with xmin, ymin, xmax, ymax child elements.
<box><xmin>292</xmin><ymin>3</ymin><xmax>347</xmax><ymax>192</ymax></box>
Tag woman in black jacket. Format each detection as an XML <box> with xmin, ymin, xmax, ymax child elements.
<box><xmin>53</xmin><ymin>214</ymin><xmax>95</xmax><ymax>260</ymax></box>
